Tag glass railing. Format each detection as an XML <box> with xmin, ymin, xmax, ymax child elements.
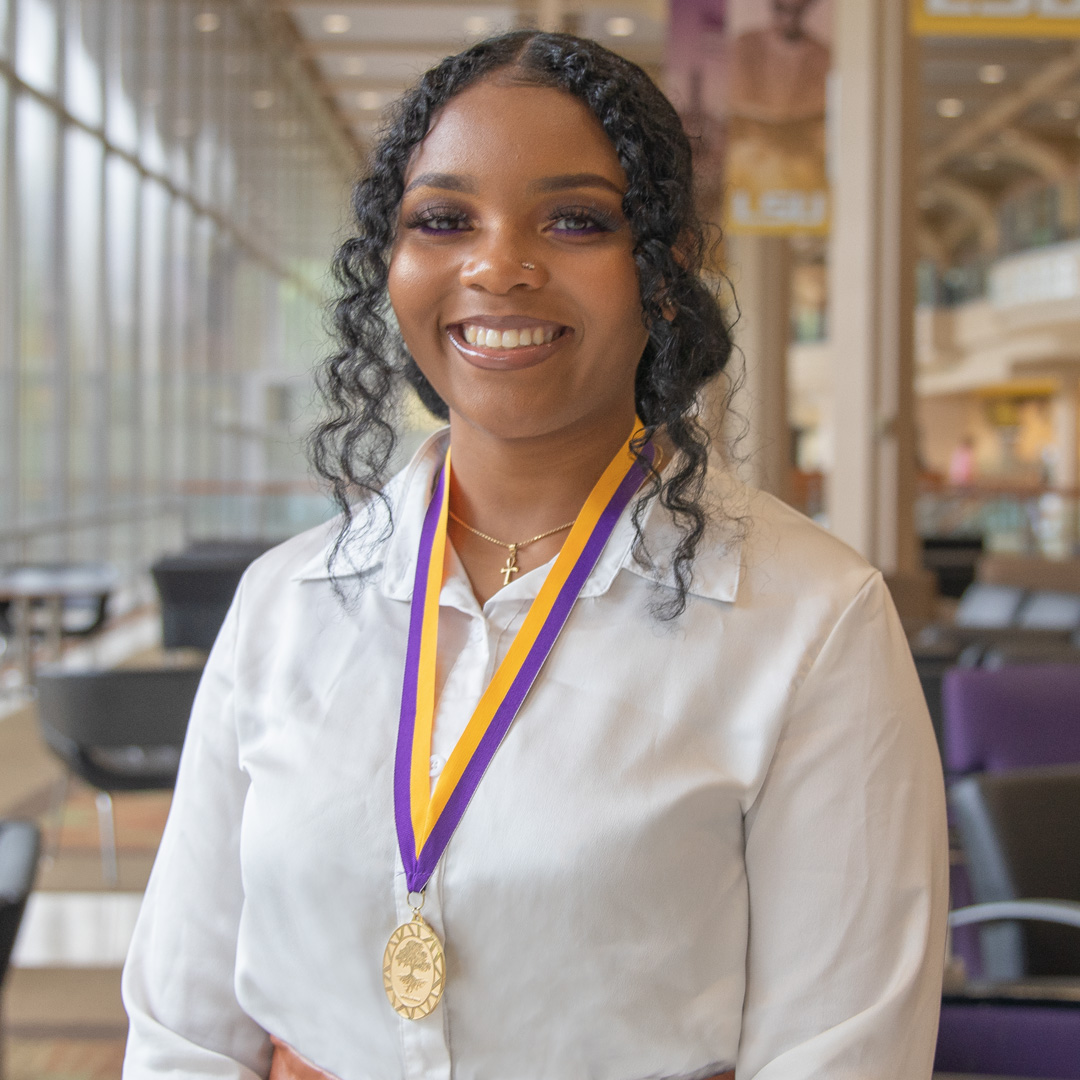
<box><xmin>917</xmin><ymin>484</ymin><xmax>1080</xmax><ymax>560</ymax></box>
<box><xmin>917</xmin><ymin>259</ymin><xmax>990</xmax><ymax>308</ymax></box>
<box><xmin>916</xmin><ymin>178</ymin><xmax>1080</xmax><ymax>310</ymax></box>
<box><xmin>176</xmin><ymin>483</ymin><xmax>339</xmax><ymax>545</ymax></box>
<box><xmin>0</xmin><ymin>485</ymin><xmax>340</xmax><ymax>584</ymax></box>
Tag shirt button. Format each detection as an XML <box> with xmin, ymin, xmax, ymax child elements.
<box><xmin>429</xmin><ymin>755</ymin><xmax>443</xmax><ymax>777</ymax></box>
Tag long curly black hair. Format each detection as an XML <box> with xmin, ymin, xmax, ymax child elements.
<box><xmin>311</xmin><ymin>29</ymin><xmax>735</xmax><ymax>617</ymax></box>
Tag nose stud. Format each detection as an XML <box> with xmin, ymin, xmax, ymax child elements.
<box><xmin>521</xmin><ymin>261</ymin><xmax>536</xmax><ymax>271</ymax></box>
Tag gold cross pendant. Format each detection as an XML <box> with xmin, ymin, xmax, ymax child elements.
<box><xmin>500</xmin><ymin>545</ymin><xmax>520</xmax><ymax>586</ymax></box>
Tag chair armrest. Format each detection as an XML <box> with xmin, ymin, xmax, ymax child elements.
<box><xmin>949</xmin><ymin>899</ymin><xmax>1080</xmax><ymax>930</ymax></box>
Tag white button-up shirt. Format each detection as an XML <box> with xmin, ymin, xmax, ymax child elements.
<box><xmin>122</xmin><ymin>430</ymin><xmax>948</xmax><ymax>1080</ymax></box>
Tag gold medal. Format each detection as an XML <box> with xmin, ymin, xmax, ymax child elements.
<box><xmin>388</xmin><ymin>424</ymin><xmax>654</xmax><ymax>1021</ymax></box>
<box><xmin>383</xmin><ymin>912</ymin><xmax>445</xmax><ymax>1019</ymax></box>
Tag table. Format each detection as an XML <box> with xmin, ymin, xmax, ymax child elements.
<box><xmin>0</xmin><ymin>564</ymin><xmax>118</xmax><ymax>685</ymax></box>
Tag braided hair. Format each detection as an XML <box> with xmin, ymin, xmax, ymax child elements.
<box><xmin>311</xmin><ymin>30</ymin><xmax>734</xmax><ymax>617</ymax></box>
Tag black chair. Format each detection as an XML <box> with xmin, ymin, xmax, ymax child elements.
<box><xmin>950</xmin><ymin>765</ymin><xmax>1080</xmax><ymax>980</ymax></box>
<box><xmin>953</xmin><ymin>582</ymin><xmax>1027</xmax><ymax>629</ymax></box>
<box><xmin>34</xmin><ymin>667</ymin><xmax>203</xmax><ymax>884</ymax></box>
<box><xmin>1017</xmin><ymin>591</ymin><xmax>1080</xmax><ymax>632</ymax></box>
<box><xmin>937</xmin><ymin>767</ymin><xmax>1080</xmax><ymax>1076</ymax></box>
<box><xmin>921</xmin><ymin>536</ymin><xmax>983</xmax><ymax>599</ymax></box>
<box><xmin>151</xmin><ymin>541</ymin><xmax>272</xmax><ymax>650</ymax></box>
<box><xmin>0</xmin><ymin>821</ymin><xmax>40</xmax><ymax>1077</ymax></box>
<box><xmin>981</xmin><ymin>637</ymin><xmax>1080</xmax><ymax>668</ymax></box>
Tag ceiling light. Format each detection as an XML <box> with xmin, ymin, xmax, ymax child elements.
<box><xmin>605</xmin><ymin>16</ymin><xmax>636</xmax><ymax>37</ymax></box>
<box><xmin>1054</xmin><ymin>98</ymin><xmax>1080</xmax><ymax>120</ymax></box>
<box><xmin>464</xmin><ymin>15</ymin><xmax>490</xmax><ymax>35</ymax></box>
<box><xmin>342</xmin><ymin>57</ymin><xmax>367</xmax><ymax>76</ymax></box>
<box><xmin>252</xmin><ymin>90</ymin><xmax>274</xmax><ymax>109</ymax></box>
<box><xmin>194</xmin><ymin>11</ymin><xmax>220</xmax><ymax>32</ymax></box>
<box><xmin>979</xmin><ymin>63</ymin><xmax>1005</xmax><ymax>85</ymax></box>
<box><xmin>937</xmin><ymin>97</ymin><xmax>965</xmax><ymax>119</ymax></box>
<box><xmin>322</xmin><ymin>13</ymin><xmax>351</xmax><ymax>34</ymax></box>
<box><xmin>358</xmin><ymin>91</ymin><xmax>382</xmax><ymax>111</ymax></box>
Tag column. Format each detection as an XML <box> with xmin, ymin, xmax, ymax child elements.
<box><xmin>1053</xmin><ymin>376</ymin><xmax>1079</xmax><ymax>554</ymax></box>
<box><xmin>826</xmin><ymin>0</ymin><xmax>920</xmax><ymax>575</ymax></box>
<box><xmin>725</xmin><ymin>234</ymin><xmax>793</xmax><ymax>502</ymax></box>
<box><xmin>1053</xmin><ymin>377</ymin><xmax>1079</xmax><ymax>491</ymax></box>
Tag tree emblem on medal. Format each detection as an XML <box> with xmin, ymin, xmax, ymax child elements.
<box><xmin>395</xmin><ymin>940</ymin><xmax>430</xmax><ymax>994</ymax></box>
<box><xmin>383</xmin><ymin>917</ymin><xmax>445</xmax><ymax>1019</ymax></box>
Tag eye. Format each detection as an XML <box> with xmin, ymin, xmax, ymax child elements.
<box><xmin>404</xmin><ymin>205</ymin><xmax>472</xmax><ymax>235</ymax></box>
<box><xmin>547</xmin><ymin>205</ymin><xmax>620</xmax><ymax>236</ymax></box>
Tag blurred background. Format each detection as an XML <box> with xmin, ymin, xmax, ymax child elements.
<box><xmin>3</xmin><ymin>1</ymin><xmax>1080</xmax><ymax>1078</ymax></box>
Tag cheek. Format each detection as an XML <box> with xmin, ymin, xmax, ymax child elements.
<box><xmin>387</xmin><ymin>248</ymin><xmax>444</xmax><ymax>336</ymax></box>
<box><xmin>594</xmin><ymin>259</ymin><xmax>647</xmax><ymax>345</ymax></box>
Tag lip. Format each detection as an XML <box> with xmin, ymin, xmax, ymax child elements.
<box><xmin>446</xmin><ymin>318</ymin><xmax>573</xmax><ymax>371</ymax></box>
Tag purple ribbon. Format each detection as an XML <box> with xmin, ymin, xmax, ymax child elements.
<box><xmin>394</xmin><ymin>443</ymin><xmax>655</xmax><ymax>894</ymax></box>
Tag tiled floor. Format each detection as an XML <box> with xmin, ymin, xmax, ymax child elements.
<box><xmin>14</xmin><ymin>893</ymin><xmax>145</xmax><ymax>968</ymax></box>
<box><xmin>3</xmin><ymin>782</ymin><xmax>169</xmax><ymax>1079</ymax></box>
<box><xmin>6</xmin><ymin>1035</ymin><xmax>127</xmax><ymax>1080</ymax></box>
<box><xmin>1</xmin><ymin>614</ymin><xmax>172</xmax><ymax>1080</ymax></box>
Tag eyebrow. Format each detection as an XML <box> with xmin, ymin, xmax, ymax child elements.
<box><xmin>402</xmin><ymin>171</ymin><xmax>625</xmax><ymax>197</ymax></box>
<box><xmin>530</xmin><ymin>173</ymin><xmax>625</xmax><ymax>196</ymax></box>
<box><xmin>403</xmin><ymin>172</ymin><xmax>477</xmax><ymax>195</ymax></box>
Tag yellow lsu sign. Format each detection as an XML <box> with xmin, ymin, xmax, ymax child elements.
<box><xmin>912</xmin><ymin>0</ymin><xmax>1080</xmax><ymax>37</ymax></box>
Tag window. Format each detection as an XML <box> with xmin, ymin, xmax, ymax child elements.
<box><xmin>0</xmin><ymin>0</ymin><xmax>348</xmax><ymax>572</ymax></box>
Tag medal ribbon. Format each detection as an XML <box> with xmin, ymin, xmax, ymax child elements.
<box><xmin>394</xmin><ymin>422</ymin><xmax>655</xmax><ymax>894</ymax></box>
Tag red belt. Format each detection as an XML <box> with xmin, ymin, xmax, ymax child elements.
<box><xmin>270</xmin><ymin>1037</ymin><xmax>735</xmax><ymax>1080</ymax></box>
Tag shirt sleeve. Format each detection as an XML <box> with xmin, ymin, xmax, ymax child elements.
<box><xmin>736</xmin><ymin>571</ymin><xmax>948</xmax><ymax>1080</ymax></box>
<box><xmin>122</xmin><ymin>578</ymin><xmax>272</xmax><ymax>1079</ymax></box>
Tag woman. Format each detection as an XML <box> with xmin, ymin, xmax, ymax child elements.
<box><xmin>123</xmin><ymin>31</ymin><xmax>948</xmax><ymax>1080</ymax></box>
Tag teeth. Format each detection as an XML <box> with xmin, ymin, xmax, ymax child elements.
<box><xmin>461</xmin><ymin>324</ymin><xmax>559</xmax><ymax>349</ymax></box>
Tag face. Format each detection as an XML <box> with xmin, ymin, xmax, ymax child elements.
<box><xmin>772</xmin><ymin>0</ymin><xmax>813</xmax><ymax>39</ymax></box>
<box><xmin>388</xmin><ymin>77</ymin><xmax>649</xmax><ymax>444</ymax></box>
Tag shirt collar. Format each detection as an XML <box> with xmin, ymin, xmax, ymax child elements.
<box><xmin>291</xmin><ymin>427</ymin><xmax>742</xmax><ymax>605</ymax></box>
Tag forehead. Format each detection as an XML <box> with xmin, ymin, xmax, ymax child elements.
<box><xmin>403</xmin><ymin>79</ymin><xmax>626</xmax><ymax>187</ymax></box>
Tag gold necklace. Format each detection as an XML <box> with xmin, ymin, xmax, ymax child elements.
<box><xmin>448</xmin><ymin>511</ymin><xmax>577</xmax><ymax>586</ymax></box>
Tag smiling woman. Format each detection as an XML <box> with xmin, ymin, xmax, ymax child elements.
<box><xmin>315</xmin><ymin>31</ymin><xmax>733</xmax><ymax>615</ymax></box>
<box><xmin>121</xmin><ymin>30</ymin><xmax>948</xmax><ymax>1080</ymax></box>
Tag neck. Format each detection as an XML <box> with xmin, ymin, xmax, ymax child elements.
<box><xmin>446</xmin><ymin>407</ymin><xmax>637</xmax><ymax>540</ymax></box>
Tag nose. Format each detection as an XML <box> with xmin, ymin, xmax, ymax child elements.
<box><xmin>458</xmin><ymin>225</ymin><xmax>547</xmax><ymax>293</ymax></box>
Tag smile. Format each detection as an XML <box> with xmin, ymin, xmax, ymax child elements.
<box><xmin>462</xmin><ymin>324</ymin><xmax>560</xmax><ymax>349</ymax></box>
<box><xmin>446</xmin><ymin>318</ymin><xmax>572</xmax><ymax>371</ymax></box>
